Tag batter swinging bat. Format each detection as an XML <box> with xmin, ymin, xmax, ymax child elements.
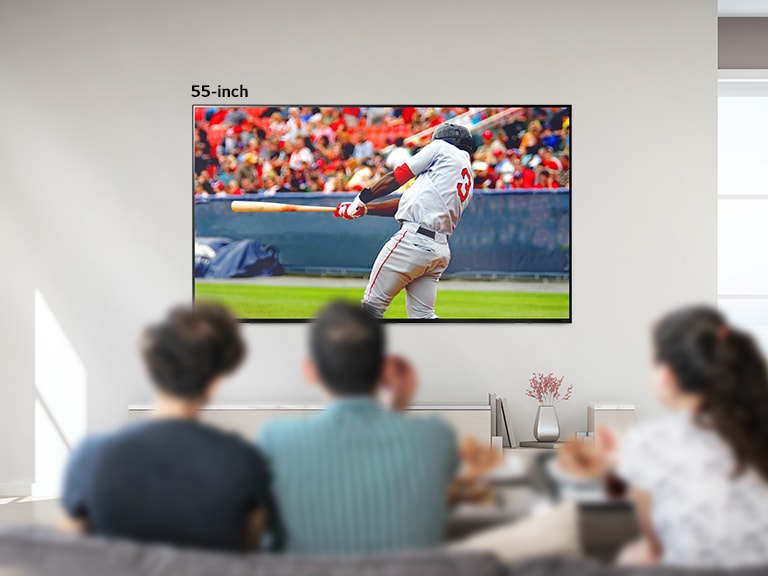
<box><xmin>231</xmin><ymin>201</ymin><xmax>336</xmax><ymax>214</ymax></box>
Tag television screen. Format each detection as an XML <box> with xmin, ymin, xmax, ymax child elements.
<box><xmin>194</xmin><ymin>106</ymin><xmax>570</xmax><ymax>322</ymax></box>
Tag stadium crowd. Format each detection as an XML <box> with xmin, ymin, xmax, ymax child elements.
<box><xmin>193</xmin><ymin>107</ymin><xmax>570</xmax><ymax>197</ymax></box>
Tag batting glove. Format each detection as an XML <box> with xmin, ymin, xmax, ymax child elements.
<box><xmin>334</xmin><ymin>196</ymin><xmax>367</xmax><ymax>220</ymax></box>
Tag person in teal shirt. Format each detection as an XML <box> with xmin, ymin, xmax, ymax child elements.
<box><xmin>259</xmin><ymin>301</ymin><xmax>458</xmax><ymax>555</ymax></box>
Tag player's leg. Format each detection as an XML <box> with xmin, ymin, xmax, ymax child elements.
<box><xmin>403</xmin><ymin>274</ymin><xmax>440</xmax><ymax>319</ymax></box>
<box><xmin>363</xmin><ymin>230</ymin><xmax>425</xmax><ymax>318</ymax></box>
<box><xmin>404</xmin><ymin>244</ymin><xmax>450</xmax><ymax>319</ymax></box>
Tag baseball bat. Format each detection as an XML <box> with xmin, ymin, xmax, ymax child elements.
<box><xmin>231</xmin><ymin>201</ymin><xmax>336</xmax><ymax>214</ymax></box>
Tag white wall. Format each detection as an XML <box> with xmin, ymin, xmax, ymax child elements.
<box><xmin>0</xmin><ymin>0</ymin><xmax>718</xmax><ymax>491</ymax></box>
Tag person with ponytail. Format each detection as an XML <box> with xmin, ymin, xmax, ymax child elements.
<box><xmin>560</xmin><ymin>305</ymin><xmax>768</xmax><ymax>567</ymax></box>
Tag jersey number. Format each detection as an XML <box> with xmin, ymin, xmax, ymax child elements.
<box><xmin>456</xmin><ymin>168</ymin><xmax>472</xmax><ymax>202</ymax></box>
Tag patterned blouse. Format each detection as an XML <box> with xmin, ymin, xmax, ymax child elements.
<box><xmin>617</xmin><ymin>412</ymin><xmax>768</xmax><ymax>568</ymax></box>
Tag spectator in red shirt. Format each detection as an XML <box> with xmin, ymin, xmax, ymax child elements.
<box><xmin>342</xmin><ymin>107</ymin><xmax>361</xmax><ymax>128</ymax></box>
<box><xmin>536</xmin><ymin>170</ymin><xmax>559</xmax><ymax>189</ymax></box>
<box><xmin>490</xmin><ymin>148</ymin><xmax>505</xmax><ymax>168</ymax></box>
<box><xmin>510</xmin><ymin>172</ymin><xmax>526</xmax><ymax>189</ymax></box>
<box><xmin>400</xmin><ymin>107</ymin><xmax>417</xmax><ymax>124</ymax></box>
<box><xmin>538</xmin><ymin>146</ymin><xmax>563</xmax><ymax>172</ymax></box>
<box><xmin>424</xmin><ymin>108</ymin><xmax>444</xmax><ymax>128</ymax></box>
<box><xmin>325</xmin><ymin>141</ymin><xmax>345</xmax><ymax>173</ymax></box>
<box><xmin>520</xmin><ymin>164</ymin><xmax>537</xmax><ymax>188</ymax></box>
<box><xmin>329</xmin><ymin>109</ymin><xmax>347</xmax><ymax>133</ymax></box>
<box><xmin>196</xmin><ymin>106</ymin><xmax>570</xmax><ymax>195</ymax></box>
<box><xmin>227</xmin><ymin>180</ymin><xmax>243</xmax><ymax>195</ymax></box>
<box><xmin>406</xmin><ymin>109</ymin><xmax>421</xmax><ymax>131</ymax></box>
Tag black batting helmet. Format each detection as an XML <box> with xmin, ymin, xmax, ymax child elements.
<box><xmin>432</xmin><ymin>122</ymin><xmax>476</xmax><ymax>154</ymax></box>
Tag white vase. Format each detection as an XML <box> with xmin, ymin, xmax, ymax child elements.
<box><xmin>534</xmin><ymin>405</ymin><xmax>560</xmax><ymax>442</ymax></box>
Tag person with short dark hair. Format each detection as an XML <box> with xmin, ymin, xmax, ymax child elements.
<box><xmin>259</xmin><ymin>301</ymin><xmax>458</xmax><ymax>555</ymax></box>
<box><xmin>308</xmin><ymin>301</ymin><xmax>385</xmax><ymax>396</ymax></box>
<box><xmin>60</xmin><ymin>302</ymin><xmax>271</xmax><ymax>552</ymax></box>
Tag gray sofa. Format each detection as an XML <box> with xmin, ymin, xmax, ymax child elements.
<box><xmin>0</xmin><ymin>525</ymin><xmax>765</xmax><ymax>576</ymax></box>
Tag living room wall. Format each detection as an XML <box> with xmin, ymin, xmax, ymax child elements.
<box><xmin>0</xmin><ymin>0</ymin><xmax>718</xmax><ymax>493</ymax></box>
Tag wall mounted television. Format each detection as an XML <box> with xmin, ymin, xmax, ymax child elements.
<box><xmin>194</xmin><ymin>106</ymin><xmax>570</xmax><ymax>322</ymax></box>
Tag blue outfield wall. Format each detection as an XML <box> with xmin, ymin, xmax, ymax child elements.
<box><xmin>194</xmin><ymin>189</ymin><xmax>570</xmax><ymax>279</ymax></box>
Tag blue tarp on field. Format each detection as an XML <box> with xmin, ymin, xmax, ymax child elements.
<box><xmin>195</xmin><ymin>237</ymin><xmax>284</xmax><ymax>278</ymax></box>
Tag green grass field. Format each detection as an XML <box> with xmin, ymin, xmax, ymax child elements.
<box><xmin>195</xmin><ymin>283</ymin><xmax>569</xmax><ymax>320</ymax></box>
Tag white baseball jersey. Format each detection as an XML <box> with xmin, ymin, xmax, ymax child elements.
<box><xmin>393</xmin><ymin>139</ymin><xmax>473</xmax><ymax>235</ymax></box>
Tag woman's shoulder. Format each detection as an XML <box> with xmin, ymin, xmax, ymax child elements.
<box><xmin>620</xmin><ymin>411</ymin><xmax>737</xmax><ymax>480</ymax></box>
<box><xmin>617</xmin><ymin>413</ymin><xmax>701</xmax><ymax>487</ymax></box>
<box><xmin>625</xmin><ymin>411</ymin><xmax>698</xmax><ymax>447</ymax></box>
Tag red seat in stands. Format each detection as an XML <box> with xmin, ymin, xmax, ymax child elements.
<box><xmin>207</xmin><ymin>124</ymin><xmax>227</xmax><ymax>151</ymax></box>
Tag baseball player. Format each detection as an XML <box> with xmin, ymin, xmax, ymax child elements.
<box><xmin>334</xmin><ymin>123</ymin><xmax>476</xmax><ymax>319</ymax></box>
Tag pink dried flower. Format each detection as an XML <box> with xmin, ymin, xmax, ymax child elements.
<box><xmin>525</xmin><ymin>372</ymin><xmax>573</xmax><ymax>405</ymax></box>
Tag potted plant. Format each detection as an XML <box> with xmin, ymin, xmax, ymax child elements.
<box><xmin>525</xmin><ymin>372</ymin><xmax>573</xmax><ymax>442</ymax></box>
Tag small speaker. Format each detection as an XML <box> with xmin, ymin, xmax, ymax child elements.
<box><xmin>587</xmin><ymin>403</ymin><xmax>636</xmax><ymax>439</ymax></box>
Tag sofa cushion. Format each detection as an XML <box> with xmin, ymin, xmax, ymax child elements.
<box><xmin>0</xmin><ymin>524</ymin><xmax>506</xmax><ymax>576</ymax></box>
<box><xmin>507</xmin><ymin>555</ymin><xmax>609</xmax><ymax>576</ymax></box>
<box><xmin>4</xmin><ymin>524</ymin><xmax>768</xmax><ymax>576</ymax></box>
<box><xmin>605</xmin><ymin>566</ymin><xmax>768</xmax><ymax>576</ymax></box>
<box><xmin>505</xmin><ymin>555</ymin><xmax>768</xmax><ymax>576</ymax></box>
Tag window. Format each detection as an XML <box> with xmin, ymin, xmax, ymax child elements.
<box><xmin>718</xmin><ymin>71</ymin><xmax>768</xmax><ymax>353</ymax></box>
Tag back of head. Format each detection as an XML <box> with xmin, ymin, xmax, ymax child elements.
<box><xmin>310</xmin><ymin>301</ymin><xmax>385</xmax><ymax>396</ymax></box>
<box><xmin>432</xmin><ymin>122</ymin><xmax>477</xmax><ymax>154</ymax></box>
<box><xmin>653</xmin><ymin>305</ymin><xmax>768</xmax><ymax>481</ymax></box>
<box><xmin>142</xmin><ymin>302</ymin><xmax>245</xmax><ymax>400</ymax></box>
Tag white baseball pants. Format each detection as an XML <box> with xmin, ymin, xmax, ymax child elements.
<box><xmin>362</xmin><ymin>222</ymin><xmax>451</xmax><ymax>319</ymax></box>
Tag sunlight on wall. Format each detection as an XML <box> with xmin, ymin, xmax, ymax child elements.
<box><xmin>34</xmin><ymin>290</ymin><xmax>87</xmax><ymax>496</ymax></box>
